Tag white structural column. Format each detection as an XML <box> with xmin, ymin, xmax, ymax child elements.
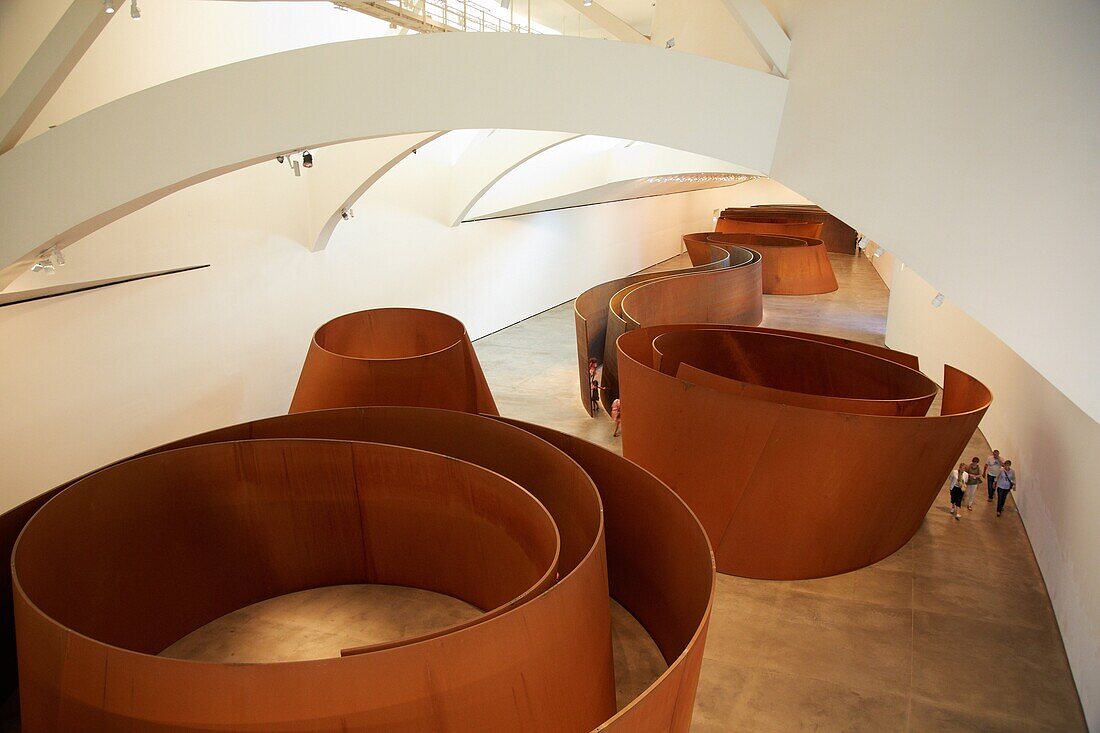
<box><xmin>719</xmin><ymin>0</ymin><xmax>789</xmax><ymax>76</ymax></box>
<box><xmin>0</xmin><ymin>33</ymin><xmax>789</xmax><ymax>286</ymax></box>
<box><xmin>310</xmin><ymin>131</ymin><xmax>447</xmax><ymax>252</ymax></box>
<box><xmin>449</xmin><ymin>131</ymin><xmax>582</xmax><ymax>227</ymax></box>
<box><xmin>0</xmin><ymin>0</ymin><xmax>114</xmax><ymax>154</ymax></box>
<box><xmin>557</xmin><ymin>0</ymin><xmax>648</xmax><ymax>43</ymax></box>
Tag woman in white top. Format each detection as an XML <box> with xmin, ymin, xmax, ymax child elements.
<box><xmin>948</xmin><ymin>464</ymin><xmax>966</xmax><ymax>520</ymax></box>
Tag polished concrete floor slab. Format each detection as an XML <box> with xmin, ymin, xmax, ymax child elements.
<box><xmin>165</xmin><ymin>251</ymin><xmax>1085</xmax><ymax>731</ymax></box>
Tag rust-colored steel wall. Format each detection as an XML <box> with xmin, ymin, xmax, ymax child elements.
<box><xmin>722</xmin><ymin>205</ymin><xmax>858</xmax><ymax>254</ymax></box>
<box><xmin>684</xmin><ymin>232</ymin><xmax>838</xmax><ymax>295</ymax></box>
<box><xmin>618</xmin><ymin>324</ymin><xmax>991</xmax><ymax>580</ymax></box>
<box><xmin>290</xmin><ymin>308</ymin><xmax>498</xmax><ymax>415</ymax></box>
<box><xmin>714</xmin><ymin>215</ymin><xmax>823</xmax><ymax>239</ymax></box>
<box><xmin>495</xmin><ymin>418</ymin><xmax>715</xmax><ymax>733</ymax></box>
<box><xmin>575</xmin><ymin>245</ymin><xmax>762</xmax><ymax>414</ymax></box>
<box><xmin>651</xmin><ymin>329</ymin><xmax>936</xmax><ymax>417</ymax></box>
<box><xmin>620</xmin><ymin>259</ymin><xmax>763</xmax><ymax>330</ymax></box>
<box><xmin>10</xmin><ymin>407</ymin><xmax>715</xmax><ymax>732</ymax></box>
<box><xmin>748</xmin><ymin>235</ymin><xmax>837</xmax><ymax>295</ymax></box>
<box><xmin>574</xmin><ymin>244</ymin><xmax>731</xmax><ymax>416</ymax></box>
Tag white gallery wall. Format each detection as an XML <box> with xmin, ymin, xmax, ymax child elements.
<box><xmin>771</xmin><ymin>0</ymin><xmax>1100</xmax><ymax>423</ymax></box>
<box><xmin>765</xmin><ymin>4</ymin><xmax>1100</xmax><ymax>720</ymax></box>
<box><xmin>886</xmin><ymin>264</ymin><xmax>1100</xmax><ymax>727</ymax></box>
<box><xmin>0</xmin><ymin>129</ymin><xmax>789</xmax><ymax>510</ymax></box>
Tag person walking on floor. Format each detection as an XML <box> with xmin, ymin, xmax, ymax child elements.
<box><xmin>611</xmin><ymin>398</ymin><xmax>622</xmax><ymax>438</ymax></box>
<box><xmin>983</xmin><ymin>449</ymin><xmax>1003</xmax><ymax>502</ymax></box>
<box><xmin>965</xmin><ymin>456</ymin><xmax>982</xmax><ymax>511</ymax></box>
<box><xmin>995</xmin><ymin>460</ymin><xmax>1017</xmax><ymax>517</ymax></box>
<box><xmin>590</xmin><ymin>377</ymin><xmax>601</xmax><ymax>415</ymax></box>
<box><xmin>948</xmin><ymin>464</ymin><xmax>966</xmax><ymax>520</ymax></box>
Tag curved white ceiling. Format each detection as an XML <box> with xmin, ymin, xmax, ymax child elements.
<box><xmin>0</xmin><ymin>32</ymin><xmax>788</xmax><ymax>283</ymax></box>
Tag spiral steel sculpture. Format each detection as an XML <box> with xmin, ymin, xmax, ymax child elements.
<box><xmin>6</xmin><ymin>305</ymin><xmax>715</xmax><ymax>732</ymax></box>
<box><xmin>617</xmin><ymin>324</ymin><xmax>992</xmax><ymax>580</ymax></box>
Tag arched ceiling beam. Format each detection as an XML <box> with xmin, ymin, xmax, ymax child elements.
<box><xmin>450</xmin><ymin>131</ymin><xmax>582</xmax><ymax>227</ymax></box>
<box><xmin>0</xmin><ymin>33</ymin><xmax>788</xmax><ymax>287</ymax></box>
<box><xmin>311</xmin><ymin>131</ymin><xmax>447</xmax><ymax>252</ymax></box>
<box><xmin>0</xmin><ymin>0</ymin><xmax>115</xmax><ymax>154</ymax></box>
<box><xmin>557</xmin><ymin>1</ymin><xmax>649</xmax><ymax>44</ymax></box>
<box><xmin>719</xmin><ymin>0</ymin><xmax>790</xmax><ymax>76</ymax></box>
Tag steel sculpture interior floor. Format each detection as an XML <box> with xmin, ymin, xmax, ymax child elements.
<box><xmin>152</xmin><ymin>252</ymin><xmax>1085</xmax><ymax>732</ymax></box>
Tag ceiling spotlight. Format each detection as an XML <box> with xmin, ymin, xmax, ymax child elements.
<box><xmin>302</xmin><ymin>151</ymin><xmax>313</xmax><ymax>169</ymax></box>
<box><xmin>872</xmin><ymin>246</ymin><xmax>885</xmax><ymax>258</ymax></box>
<box><xmin>856</xmin><ymin>234</ymin><xmax>868</xmax><ymax>251</ymax></box>
<box><xmin>276</xmin><ymin>155</ymin><xmax>285</xmax><ymax>164</ymax></box>
<box><xmin>665</xmin><ymin>37</ymin><xmax>676</xmax><ymax>49</ymax></box>
<box><xmin>931</xmin><ymin>293</ymin><xmax>945</xmax><ymax>308</ymax></box>
<box><xmin>130</xmin><ymin>0</ymin><xmax>140</xmax><ymax>19</ymax></box>
<box><xmin>341</xmin><ymin>208</ymin><xmax>355</xmax><ymax>221</ymax></box>
<box><xmin>103</xmin><ymin>0</ymin><xmax>115</xmax><ymax>13</ymax></box>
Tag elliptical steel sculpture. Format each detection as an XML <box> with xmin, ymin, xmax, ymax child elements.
<box><xmin>714</xmin><ymin>214</ymin><xmax>823</xmax><ymax>239</ymax></box>
<box><xmin>574</xmin><ymin>243</ymin><xmax>762</xmax><ymax>414</ymax></box>
<box><xmin>290</xmin><ymin>307</ymin><xmax>497</xmax><ymax>415</ymax></box>
<box><xmin>7</xmin><ymin>307</ymin><xmax>715</xmax><ymax>732</ymax></box>
<box><xmin>720</xmin><ymin>205</ymin><xmax>858</xmax><ymax>254</ymax></box>
<box><xmin>617</xmin><ymin>324</ymin><xmax>992</xmax><ymax>580</ymax></box>
<box><xmin>684</xmin><ymin>232</ymin><xmax>838</xmax><ymax>295</ymax></box>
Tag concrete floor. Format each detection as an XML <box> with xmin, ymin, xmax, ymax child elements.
<box><xmin>167</xmin><ymin>252</ymin><xmax>1086</xmax><ymax>731</ymax></box>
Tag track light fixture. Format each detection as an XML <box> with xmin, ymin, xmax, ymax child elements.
<box><xmin>665</xmin><ymin>37</ymin><xmax>676</xmax><ymax>49</ymax></box>
<box><xmin>276</xmin><ymin>152</ymin><xmax>314</xmax><ymax>176</ymax></box>
<box><xmin>856</xmin><ymin>234</ymin><xmax>868</xmax><ymax>251</ymax></box>
<box><xmin>341</xmin><ymin>208</ymin><xmax>355</xmax><ymax>221</ymax></box>
<box><xmin>103</xmin><ymin>0</ymin><xmax>115</xmax><ymax>14</ymax></box>
<box><xmin>130</xmin><ymin>0</ymin><xmax>140</xmax><ymax>19</ymax></box>
<box><xmin>931</xmin><ymin>293</ymin><xmax>945</xmax><ymax>308</ymax></box>
<box><xmin>30</xmin><ymin>247</ymin><xmax>65</xmax><ymax>274</ymax></box>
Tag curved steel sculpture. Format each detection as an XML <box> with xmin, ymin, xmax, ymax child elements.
<box><xmin>617</xmin><ymin>324</ymin><xmax>992</xmax><ymax>580</ymax></box>
<box><xmin>9</xmin><ymin>407</ymin><xmax>714</xmax><ymax>732</ymax></box>
<box><xmin>290</xmin><ymin>307</ymin><xmax>498</xmax><ymax>415</ymax></box>
<box><xmin>721</xmin><ymin>205</ymin><xmax>858</xmax><ymax>254</ymax></box>
<box><xmin>574</xmin><ymin>244</ymin><xmax>762</xmax><ymax>414</ymax></box>
<box><xmin>685</xmin><ymin>232</ymin><xmax>838</xmax><ymax>295</ymax></box>
<box><xmin>714</xmin><ymin>214</ymin><xmax>824</xmax><ymax>239</ymax></box>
